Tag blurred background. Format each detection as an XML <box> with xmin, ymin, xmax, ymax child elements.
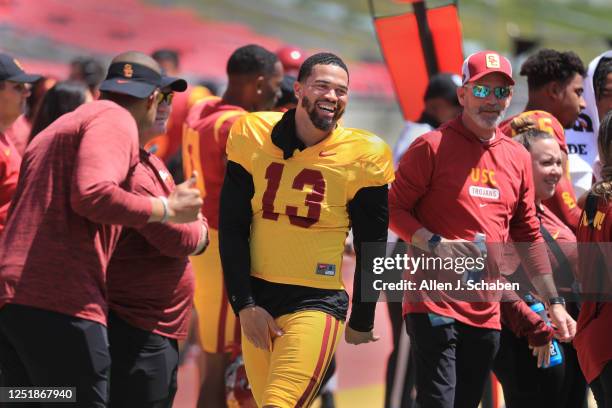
<box><xmin>1</xmin><ymin>1</ymin><xmax>610</xmax><ymax>406</ymax></box>
<box><xmin>2</xmin><ymin>0</ymin><xmax>610</xmax><ymax>149</ymax></box>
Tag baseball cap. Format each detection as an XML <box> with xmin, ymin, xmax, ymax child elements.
<box><xmin>99</xmin><ymin>61</ymin><xmax>187</xmax><ymax>98</ymax></box>
<box><xmin>461</xmin><ymin>51</ymin><xmax>515</xmax><ymax>85</ymax></box>
<box><xmin>0</xmin><ymin>53</ymin><xmax>41</xmax><ymax>83</ymax></box>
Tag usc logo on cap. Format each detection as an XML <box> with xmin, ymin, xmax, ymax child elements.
<box><xmin>123</xmin><ymin>64</ymin><xmax>134</xmax><ymax>78</ymax></box>
<box><xmin>485</xmin><ymin>54</ymin><xmax>500</xmax><ymax>69</ymax></box>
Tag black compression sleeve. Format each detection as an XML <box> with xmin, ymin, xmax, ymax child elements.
<box><xmin>219</xmin><ymin>160</ymin><xmax>256</xmax><ymax>315</ymax></box>
<box><xmin>347</xmin><ymin>184</ymin><xmax>389</xmax><ymax>332</ymax></box>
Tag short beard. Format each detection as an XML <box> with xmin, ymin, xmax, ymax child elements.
<box><xmin>302</xmin><ymin>96</ymin><xmax>344</xmax><ymax>131</ymax></box>
<box><xmin>470</xmin><ymin>105</ymin><xmax>506</xmax><ymax>129</ymax></box>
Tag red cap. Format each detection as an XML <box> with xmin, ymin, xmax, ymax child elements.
<box><xmin>461</xmin><ymin>51</ymin><xmax>514</xmax><ymax>85</ymax></box>
<box><xmin>277</xmin><ymin>46</ymin><xmax>305</xmax><ymax>76</ymax></box>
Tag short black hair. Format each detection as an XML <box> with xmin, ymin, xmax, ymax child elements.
<box><xmin>297</xmin><ymin>52</ymin><xmax>349</xmax><ymax>83</ymax></box>
<box><xmin>520</xmin><ymin>49</ymin><xmax>586</xmax><ymax>90</ymax></box>
<box><xmin>151</xmin><ymin>49</ymin><xmax>180</xmax><ymax>69</ymax></box>
<box><xmin>594</xmin><ymin>57</ymin><xmax>612</xmax><ymax>100</ymax></box>
<box><xmin>226</xmin><ymin>44</ymin><xmax>278</xmax><ymax>77</ymax></box>
<box><xmin>70</xmin><ymin>57</ymin><xmax>105</xmax><ymax>91</ymax></box>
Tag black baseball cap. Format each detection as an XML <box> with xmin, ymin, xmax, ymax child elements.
<box><xmin>99</xmin><ymin>61</ymin><xmax>187</xmax><ymax>98</ymax></box>
<box><xmin>0</xmin><ymin>53</ymin><xmax>42</xmax><ymax>83</ymax></box>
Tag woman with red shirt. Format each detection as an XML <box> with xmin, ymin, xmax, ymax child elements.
<box><xmin>575</xmin><ymin>111</ymin><xmax>612</xmax><ymax>407</ymax></box>
<box><xmin>494</xmin><ymin>115</ymin><xmax>587</xmax><ymax>408</ymax></box>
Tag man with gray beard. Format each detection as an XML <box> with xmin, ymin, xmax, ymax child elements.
<box><xmin>389</xmin><ymin>50</ymin><xmax>576</xmax><ymax>408</ymax></box>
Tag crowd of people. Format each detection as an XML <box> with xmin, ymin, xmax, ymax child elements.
<box><xmin>0</xmin><ymin>38</ymin><xmax>610</xmax><ymax>408</ymax></box>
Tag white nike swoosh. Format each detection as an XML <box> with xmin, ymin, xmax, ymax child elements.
<box><xmin>479</xmin><ymin>203</ymin><xmax>488</xmax><ymax>208</ymax></box>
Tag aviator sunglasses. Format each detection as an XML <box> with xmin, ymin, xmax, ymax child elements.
<box><xmin>467</xmin><ymin>84</ymin><xmax>511</xmax><ymax>100</ymax></box>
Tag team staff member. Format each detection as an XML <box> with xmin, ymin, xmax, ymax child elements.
<box><xmin>500</xmin><ymin>49</ymin><xmax>586</xmax><ymax>231</ymax></box>
<box><xmin>107</xmin><ymin>86</ymin><xmax>209</xmax><ymax>408</ymax></box>
<box><xmin>494</xmin><ymin>117</ymin><xmax>587</xmax><ymax>408</ymax></box>
<box><xmin>0</xmin><ymin>53</ymin><xmax>40</xmax><ymax>234</ymax></box>
<box><xmin>0</xmin><ymin>51</ymin><xmax>202</xmax><ymax>407</ymax></box>
<box><xmin>183</xmin><ymin>44</ymin><xmax>283</xmax><ymax>408</ymax></box>
<box><xmin>389</xmin><ymin>50</ymin><xmax>576</xmax><ymax>408</ymax></box>
<box><xmin>219</xmin><ymin>52</ymin><xmax>394</xmax><ymax>408</ymax></box>
<box><xmin>575</xmin><ymin>111</ymin><xmax>612</xmax><ymax>408</ymax></box>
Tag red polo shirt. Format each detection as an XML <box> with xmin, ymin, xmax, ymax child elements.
<box><xmin>107</xmin><ymin>150</ymin><xmax>206</xmax><ymax>339</ymax></box>
<box><xmin>0</xmin><ymin>100</ymin><xmax>152</xmax><ymax>326</ymax></box>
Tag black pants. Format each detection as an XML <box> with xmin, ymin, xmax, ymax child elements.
<box><xmin>405</xmin><ymin>313</ymin><xmax>500</xmax><ymax>408</ymax></box>
<box><xmin>108</xmin><ymin>311</ymin><xmax>178</xmax><ymax>408</ymax></box>
<box><xmin>385</xmin><ymin>300</ymin><xmax>416</xmax><ymax>408</ymax></box>
<box><xmin>493</xmin><ymin>302</ymin><xmax>587</xmax><ymax>408</ymax></box>
<box><xmin>591</xmin><ymin>362</ymin><xmax>612</xmax><ymax>408</ymax></box>
<box><xmin>0</xmin><ymin>303</ymin><xmax>110</xmax><ymax>407</ymax></box>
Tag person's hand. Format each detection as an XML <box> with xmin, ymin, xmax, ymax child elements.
<box><xmin>529</xmin><ymin>342</ymin><xmax>552</xmax><ymax>368</ymax></box>
<box><xmin>345</xmin><ymin>325</ymin><xmax>380</xmax><ymax>345</ymax></box>
<box><xmin>239</xmin><ymin>306</ymin><xmax>283</xmax><ymax>350</ymax></box>
<box><xmin>411</xmin><ymin>228</ymin><xmax>482</xmax><ymax>259</ymax></box>
<box><xmin>166</xmin><ymin>172</ymin><xmax>203</xmax><ymax>223</ymax></box>
<box><xmin>548</xmin><ymin>303</ymin><xmax>576</xmax><ymax>342</ymax></box>
<box><xmin>434</xmin><ymin>238</ymin><xmax>482</xmax><ymax>260</ymax></box>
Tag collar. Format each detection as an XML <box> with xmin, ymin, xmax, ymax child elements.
<box><xmin>271</xmin><ymin>109</ymin><xmax>306</xmax><ymax>159</ymax></box>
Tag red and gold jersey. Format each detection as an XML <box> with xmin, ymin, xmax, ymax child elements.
<box><xmin>227</xmin><ymin>112</ymin><xmax>394</xmax><ymax>290</ymax></box>
<box><xmin>183</xmin><ymin>97</ymin><xmax>246</xmax><ymax>229</ymax></box>
<box><xmin>500</xmin><ymin>110</ymin><xmax>567</xmax><ymax>153</ymax></box>
<box><xmin>501</xmin><ymin>110</ymin><xmax>581</xmax><ymax>231</ymax></box>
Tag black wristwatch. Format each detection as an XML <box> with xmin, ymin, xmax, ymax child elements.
<box><xmin>428</xmin><ymin>234</ymin><xmax>442</xmax><ymax>254</ymax></box>
<box><xmin>548</xmin><ymin>296</ymin><xmax>566</xmax><ymax>307</ymax></box>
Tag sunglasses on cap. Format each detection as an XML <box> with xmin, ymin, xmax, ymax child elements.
<box><xmin>155</xmin><ymin>91</ymin><xmax>174</xmax><ymax>105</ymax></box>
<box><xmin>467</xmin><ymin>84</ymin><xmax>511</xmax><ymax>100</ymax></box>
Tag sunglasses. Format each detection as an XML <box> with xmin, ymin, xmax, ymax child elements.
<box><xmin>467</xmin><ymin>84</ymin><xmax>511</xmax><ymax>100</ymax></box>
<box><xmin>155</xmin><ymin>91</ymin><xmax>174</xmax><ymax>105</ymax></box>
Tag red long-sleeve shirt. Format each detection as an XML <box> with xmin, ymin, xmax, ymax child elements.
<box><xmin>575</xmin><ymin>196</ymin><xmax>612</xmax><ymax>383</ymax></box>
<box><xmin>0</xmin><ymin>130</ymin><xmax>21</xmax><ymax>235</ymax></box>
<box><xmin>389</xmin><ymin>116</ymin><xmax>552</xmax><ymax>329</ymax></box>
<box><xmin>107</xmin><ymin>150</ymin><xmax>205</xmax><ymax>339</ymax></box>
<box><xmin>0</xmin><ymin>100</ymin><xmax>152</xmax><ymax>326</ymax></box>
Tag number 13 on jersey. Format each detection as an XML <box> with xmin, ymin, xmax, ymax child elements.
<box><xmin>261</xmin><ymin>162</ymin><xmax>326</xmax><ymax>228</ymax></box>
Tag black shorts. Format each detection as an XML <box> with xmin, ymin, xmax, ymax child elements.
<box><xmin>108</xmin><ymin>311</ymin><xmax>178</xmax><ymax>408</ymax></box>
<box><xmin>0</xmin><ymin>303</ymin><xmax>110</xmax><ymax>407</ymax></box>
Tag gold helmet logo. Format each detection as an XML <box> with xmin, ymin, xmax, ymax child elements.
<box><xmin>123</xmin><ymin>64</ymin><xmax>134</xmax><ymax>78</ymax></box>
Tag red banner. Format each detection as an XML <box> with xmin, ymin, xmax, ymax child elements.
<box><xmin>373</xmin><ymin>4</ymin><xmax>463</xmax><ymax>120</ymax></box>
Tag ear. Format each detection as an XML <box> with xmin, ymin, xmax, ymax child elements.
<box><xmin>456</xmin><ymin>86</ymin><xmax>467</xmax><ymax>107</ymax></box>
<box><xmin>147</xmin><ymin>91</ymin><xmax>157</xmax><ymax>109</ymax></box>
<box><xmin>293</xmin><ymin>80</ymin><xmax>302</xmax><ymax>100</ymax></box>
<box><xmin>547</xmin><ymin>81</ymin><xmax>563</xmax><ymax>101</ymax></box>
<box><xmin>255</xmin><ymin>75</ymin><xmax>264</xmax><ymax>95</ymax></box>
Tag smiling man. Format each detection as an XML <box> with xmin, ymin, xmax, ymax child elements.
<box><xmin>389</xmin><ymin>50</ymin><xmax>576</xmax><ymax>408</ymax></box>
<box><xmin>218</xmin><ymin>52</ymin><xmax>394</xmax><ymax>408</ymax></box>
